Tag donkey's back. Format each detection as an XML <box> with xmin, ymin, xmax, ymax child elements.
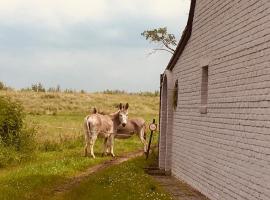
<box><xmin>85</xmin><ymin>114</ymin><xmax>113</xmax><ymax>138</ymax></box>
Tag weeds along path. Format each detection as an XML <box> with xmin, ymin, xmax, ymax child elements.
<box><xmin>53</xmin><ymin>150</ymin><xmax>145</xmax><ymax>196</ymax></box>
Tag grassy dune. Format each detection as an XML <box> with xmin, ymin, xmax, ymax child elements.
<box><xmin>1</xmin><ymin>90</ymin><xmax>159</xmax><ymax>143</ymax></box>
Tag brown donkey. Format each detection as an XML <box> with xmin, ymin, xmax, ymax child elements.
<box><xmin>84</xmin><ymin>103</ymin><xmax>129</xmax><ymax>158</ymax></box>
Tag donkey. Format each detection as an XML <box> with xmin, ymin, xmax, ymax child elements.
<box><xmin>92</xmin><ymin>108</ymin><xmax>148</xmax><ymax>154</ymax></box>
<box><xmin>115</xmin><ymin>118</ymin><xmax>148</xmax><ymax>153</ymax></box>
<box><xmin>84</xmin><ymin>103</ymin><xmax>129</xmax><ymax>158</ymax></box>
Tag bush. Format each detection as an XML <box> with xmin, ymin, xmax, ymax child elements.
<box><xmin>0</xmin><ymin>97</ymin><xmax>24</xmax><ymax>146</ymax></box>
<box><xmin>0</xmin><ymin>97</ymin><xmax>36</xmax><ymax>166</ymax></box>
<box><xmin>0</xmin><ymin>81</ymin><xmax>5</xmax><ymax>90</ymax></box>
<box><xmin>0</xmin><ymin>81</ymin><xmax>10</xmax><ymax>91</ymax></box>
<box><xmin>31</xmin><ymin>82</ymin><xmax>46</xmax><ymax>92</ymax></box>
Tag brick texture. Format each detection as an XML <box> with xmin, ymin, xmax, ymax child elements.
<box><xmin>159</xmin><ymin>0</ymin><xmax>270</xmax><ymax>200</ymax></box>
<box><xmin>159</xmin><ymin>70</ymin><xmax>174</xmax><ymax>171</ymax></box>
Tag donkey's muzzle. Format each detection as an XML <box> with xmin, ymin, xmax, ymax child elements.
<box><xmin>122</xmin><ymin>123</ymin><xmax>126</xmax><ymax>127</ymax></box>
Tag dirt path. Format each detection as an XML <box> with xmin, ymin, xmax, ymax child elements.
<box><xmin>53</xmin><ymin>150</ymin><xmax>144</xmax><ymax>195</ymax></box>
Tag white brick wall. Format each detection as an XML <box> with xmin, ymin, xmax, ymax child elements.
<box><xmin>160</xmin><ymin>0</ymin><xmax>270</xmax><ymax>199</ymax></box>
<box><xmin>159</xmin><ymin>70</ymin><xmax>174</xmax><ymax>171</ymax></box>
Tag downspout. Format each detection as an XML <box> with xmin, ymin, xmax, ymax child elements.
<box><xmin>158</xmin><ymin>73</ymin><xmax>164</xmax><ymax>162</ymax></box>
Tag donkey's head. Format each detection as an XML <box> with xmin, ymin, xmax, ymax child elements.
<box><xmin>118</xmin><ymin>103</ymin><xmax>129</xmax><ymax>127</ymax></box>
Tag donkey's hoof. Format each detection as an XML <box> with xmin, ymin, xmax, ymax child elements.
<box><xmin>91</xmin><ymin>155</ymin><xmax>96</xmax><ymax>159</ymax></box>
<box><xmin>110</xmin><ymin>153</ymin><xmax>115</xmax><ymax>157</ymax></box>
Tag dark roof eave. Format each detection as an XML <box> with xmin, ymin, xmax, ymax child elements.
<box><xmin>166</xmin><ymin>0</ymin><xmax>196</xmax><ymax>71</ymax></box>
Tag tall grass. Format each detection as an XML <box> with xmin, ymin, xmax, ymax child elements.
<box><xmin>100</xmin><ymin>89</ymin><xmax>159</xmax><ymax>97</ymax></box>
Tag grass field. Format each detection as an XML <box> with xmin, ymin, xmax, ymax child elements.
<box><xmin>54</xmin><ymin>154</ymin><xmax>172</xmax><ymax>200</ymax></box>
<box><xmin>1</xmin><ymin>90</ymin><xmax>159</xmax><ymax>143</ymax></box>
<box><xmin>0</xmin><ymin>90</ymin><xmax>162</xmax><ymax>199</ymax></box>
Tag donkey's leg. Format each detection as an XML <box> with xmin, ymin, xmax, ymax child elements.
<box><xmin>108</xmin><ymin>134</ymin><xmax>115</xmax><ymax>157</ymax></box>
<box><xmin>84</xmin><ymin>141</ymin><xmax>90</xmax><ymax>157</ymax></box>
<box><xmin>139</xmin><ymin>128</ymin><xmax>148</xmax><ymax>153</ymax></box>
<box><xmin>105</xmin><ymin>138</ymin><xmax>110</xmax><ymax>155</ymax></box>
<box><xmin>89</xmin><ymin>133</ymin><xmax>98</xmax><ymax>158</ymax></box>
<box><xmin>102</xmin><ymin>137</ymin><xmax>108</xmax><ymax>157</ymax></box>
<box><xmin>84</xmin><ymin>130</ymin><xmax>90</xmax><ymax>157</ymax></box>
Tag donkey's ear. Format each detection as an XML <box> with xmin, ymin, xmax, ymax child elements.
<box><xmin>125</xmin><ymin>103</ymin><xmax>129</xmax><ymax>110</ymax></box>
<box><xmin>93</xmin><ymin>107</ymin><xmax>97</xmax><ymax>114</ymax></box>
<box><xmin>119</xmin><ymin>103</ymin><xmax>123</xmax><ymax>110</ymax></box>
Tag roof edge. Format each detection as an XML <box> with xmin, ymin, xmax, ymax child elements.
<box><xmin>166</xmin><ymin>0</ymin><xmax>196</xmax><ymax>71</ymax></box>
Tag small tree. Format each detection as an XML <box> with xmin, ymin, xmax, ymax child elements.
<box><xmin>37</xmin><ymin>83</ymin><xmax>46</xmax><ymax>92</ymax></box>
<box><xmin>31</xmin><ymin>83</ymin><xmax>45</xmax><ymax>92</ymax></box>
<box><xmin>0</xmin><ymin>81</ymin><xmax>6</xmax><ymax>90</ymax></box>
<box><xmin>141</xmin><ymin>27</ymin><xmax>177</xmax><ymax>55</ymax></box>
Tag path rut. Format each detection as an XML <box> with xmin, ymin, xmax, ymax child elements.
<box><xmin>53</xmin><ymin>150</ymin><xmax>144</xmax><ymax>195</ymax></box>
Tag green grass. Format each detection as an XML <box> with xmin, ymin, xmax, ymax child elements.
<box><xmin>0</xmin><ymin>136</ymin><xmax>150</xmax><ymax>200</ymax></box>
<box><xmin>0</xmin><ymin>90</ymin><xmax>160</xmax><ymax>199</ymax></box>
<box><xmin>54</xmin><ymin>155</ymin><xmax>172</xmax><ymax>200</ymax></box>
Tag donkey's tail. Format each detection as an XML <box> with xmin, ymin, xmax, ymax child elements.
<box><xmin>84</xmin><ymin>116</ymin><xmax>91</xmax><ymax>135</ymax></box>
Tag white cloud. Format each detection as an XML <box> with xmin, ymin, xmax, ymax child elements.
<box><xmin>0</xmin><ymin>0</ymin><xmax>190</xmax><ymax>91</ymax></box>
<box><xmin>0</xmin><ymin>0</ymin><xmax>109</xmax><ymax>28</ymax></box>
<box><xmin>0</xmin><ymin>0</ymin><xmax>190</xmax><ymax>28</ymax></box>
<box><xmin>112</xmin><ymin>0</ymin><xmax>190</xmax><ymax>19</ymax></box>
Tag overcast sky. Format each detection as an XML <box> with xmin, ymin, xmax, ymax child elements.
<box><xmin>0</xmin><ymin>0</ymin><xmax>190</xmax><ymax>92</ymax></box>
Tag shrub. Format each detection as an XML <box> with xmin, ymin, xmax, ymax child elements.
<box><xmin>0</xmin><ymin>97</ymin><xmax>24</xmax><ymax>146</ymax></box>
<box><xmin>0</xmin><ymin>81</ymin><xmax>10</xmax><ymax>91</ymax></box>
<box><xmin>0</xmin><ymin>81</ymin><xmax>5</xmax><ymax>90</ymax></box>
<box><xmin>31</xmin><ymin>82</ymin><xmax>46</xmax><ymax>92</ymax></box>
<box><xmin>0</xmin><ymin>97</ymin><xmax>36</xmax><ymax>166</ymax></box>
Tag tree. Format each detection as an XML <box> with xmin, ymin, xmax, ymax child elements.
<box><xmin>0</xmin><ymin>81</ymin><xmax>5</xmax><ymax>90</ymax></box>
<box><xmin>141</xmin><ymin>27</ymin><xmax>177</xmax><ymax>55</ymax></box>
<box><xmin>31</xmin><ymin>82</ymin><xmax>45</xmax><ymax>92</ymax></box>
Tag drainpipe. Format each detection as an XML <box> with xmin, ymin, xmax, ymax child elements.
<box><xmin>157</xmin><ymin>73</ymin><xmax>164</xmax><ymax>164</ymax></box>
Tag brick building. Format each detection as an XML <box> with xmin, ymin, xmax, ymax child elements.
<box><xmin>158</xmin><ymin>0</ymin><xmax>270</xmax><ymax>199</ymax></box>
